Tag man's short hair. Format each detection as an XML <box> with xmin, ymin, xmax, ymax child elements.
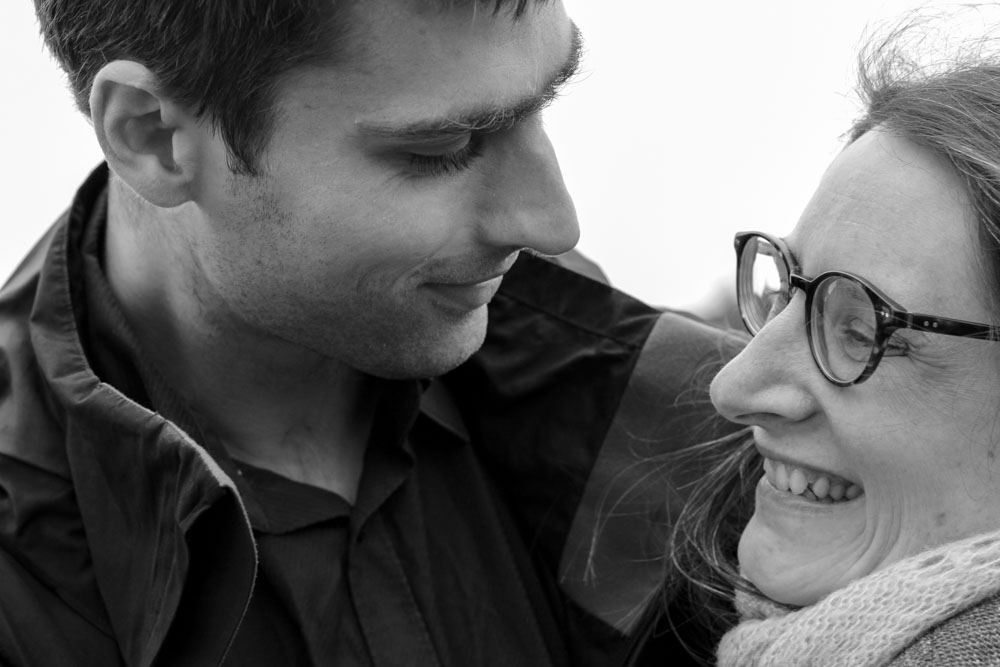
<box><xmin>34</xmin><ymin>0</ymin><xmax>546</xmax><ymax>175</ymax></box>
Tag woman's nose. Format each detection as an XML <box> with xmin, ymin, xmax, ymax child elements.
<box><xmin>710</xmin><ymin>300</ymin><xmax>819</xmax><ymax>427</ymax></box>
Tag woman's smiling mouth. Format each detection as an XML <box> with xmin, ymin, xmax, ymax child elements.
<box><xmin>762</xmin><ymin>457</ymin><xmax>865</xmax><ymax>504</ymax></box>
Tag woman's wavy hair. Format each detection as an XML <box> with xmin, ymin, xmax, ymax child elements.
<box><xmin>663</xmin><ymin>6</ymin><xmax>1000</xmax><ymax>664</ymax></box>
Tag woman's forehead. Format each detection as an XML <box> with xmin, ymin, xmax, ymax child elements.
<box><xmin>786</xmin><ymin>130</ymin><xmax>988</xmax><ymax>316</ymax></box>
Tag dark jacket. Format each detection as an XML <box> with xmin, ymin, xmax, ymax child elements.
<box><xmin>0</xmin><ymin>167</ymin><xmax>743</xmax><ymax>666</ymax></box>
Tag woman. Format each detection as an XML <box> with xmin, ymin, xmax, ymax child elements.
<box><xmin>677</xmin><ymin>15</ymin><xmax>1000</xmax><ymax>667</ymax></box>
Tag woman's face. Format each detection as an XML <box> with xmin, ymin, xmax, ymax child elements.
<box><xmin>710</xmin><ymin>130</ymin><xmax>1000</xmax><ymax>607</ymax></box>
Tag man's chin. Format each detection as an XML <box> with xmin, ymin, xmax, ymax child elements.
<box><xmin>363</xmin><ymin>307</ymin><xmax>489</xmax><ymax>380</ymax></box>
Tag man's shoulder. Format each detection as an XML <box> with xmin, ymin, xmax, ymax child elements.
<box><xmin>493</xmin><ymin>252</ymin><xmax>657</xmax><ymax>343</ymax></box>
<box><xmin>545</xmin><ymin>249</ymin><xmax>610</xmax><ymax>284</ymax></box>
<box><xmin>484</xmin><ymin>251</ymin><xmax>745</xmax><ymax>402</ymax></box>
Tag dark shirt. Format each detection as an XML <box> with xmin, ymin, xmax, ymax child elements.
<box><xmin>229</xmin><ymin>462</ymin><xmax>360</xmax><ymax>664</ymax></box>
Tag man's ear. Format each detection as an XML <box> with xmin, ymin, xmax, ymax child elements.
<box><xmin>90</xmin><ymin>61</ymin><xmax>205</xmax><ymax>208</ymax></box>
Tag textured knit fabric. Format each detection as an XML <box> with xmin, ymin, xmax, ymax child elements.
<box><xmin>717</xmin><ymin>529</ymin><xmax>1000</xmax><ymax>666</ymax></box>
<box><xmin>891</xmin><ymin>593</ymin><xmax>1000</xmax><ymax>665</ymax></box>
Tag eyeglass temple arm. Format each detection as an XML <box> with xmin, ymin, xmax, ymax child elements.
<box><xmin>890</xmin><ymin>312</ymin><xmax>1000</xmax><ymax>340</ymax></box>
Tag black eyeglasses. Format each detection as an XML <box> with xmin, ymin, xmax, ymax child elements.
<box><xmin>734</xmin><ymin>231</ymin><xmax>1000</xmax><ymax>386</ymax></box>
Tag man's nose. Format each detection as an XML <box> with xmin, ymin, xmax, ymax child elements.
<box><xmin>710</xmin><ymin>300</ymin><xmax>819</xmax><ymax>427</ymax></box>
<box><xmin>474</xmin><ymin>121</ymin><xmax>580</xmax><ymax>257</ymax></box>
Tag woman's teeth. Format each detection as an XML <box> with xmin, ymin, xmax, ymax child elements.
<box><xmin>763</xmin><ymin>458</ymin><xmax>863</xmax><ymax>504</ymax></box>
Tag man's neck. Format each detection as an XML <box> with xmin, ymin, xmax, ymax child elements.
<box><xmin>103</xmin><ymin>179</ymin><xmax>375</xmax><ymax>503</ymax></box>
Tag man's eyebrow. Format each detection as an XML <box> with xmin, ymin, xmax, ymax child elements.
<box><xmin>357</xmin><ymin>23</ymin><xmax>584</xmax><ymax>141</ymax></box>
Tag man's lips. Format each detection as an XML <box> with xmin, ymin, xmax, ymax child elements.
<box><xmin>422</xmin><ymin>274</ymin><xmax>506</xmax><ymax>313</ymax></box>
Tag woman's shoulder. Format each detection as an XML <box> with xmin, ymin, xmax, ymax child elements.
<box><xmin>890</xmin><ymin>592</ymin><xmax>1000</xmax><ymax>666</ymax></box>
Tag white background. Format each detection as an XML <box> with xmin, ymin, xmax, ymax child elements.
<box><xmin>0</xmin><ymin>1</ymin><xmax>970</xmax><ymax>315</ymax></box>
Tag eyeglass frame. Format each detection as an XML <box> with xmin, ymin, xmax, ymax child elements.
<box><xmin>733</xmin><ymin>230</ymin><xmax>1000</xmax><ymax>386</ymax></box>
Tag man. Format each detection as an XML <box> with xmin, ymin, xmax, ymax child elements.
<box><xmin>2</xmin><ymin>0</ymin><xmax>742</xmax><ymax>664</ymax></box>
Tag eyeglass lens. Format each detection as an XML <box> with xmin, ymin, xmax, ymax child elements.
<box><xmin>739</xmin><ymin>236</ymin><xmax>880</xmax><ymax>384</ymax></box>
<box><xmin>811</xmin><ymin>277</ymin><xmax>878</xmax><ymax>383</ymax></box>
<box><xmin>738</xmin><ymin>236</ymin><xmax>788</xmax><ymax>332</ymax></box>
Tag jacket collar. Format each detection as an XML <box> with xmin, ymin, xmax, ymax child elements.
<box><xmin>24</xmin><ymin>165</ymin><xmax>256</xmax><ymax>666</ymax></box>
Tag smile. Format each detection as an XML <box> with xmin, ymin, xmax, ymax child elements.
<box><xmin>422</xmin><ymin>275</ymin><xmax>505</xmax><ymax>313</ymax></box>
<box><xmin>762</xmin><ymin>457</ymin><xmax>864</xmax><ymax>504</ymax></box>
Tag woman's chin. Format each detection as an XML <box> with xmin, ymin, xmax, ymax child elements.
<box><xmin>738</xmin><ymin>480</ymin><xmax>877</xmax><ymax>607</ymax></box>
<box><xmin>738</xmin><ymin>522</ymin><xmax>837</xmax><ymax>607</ymax></box>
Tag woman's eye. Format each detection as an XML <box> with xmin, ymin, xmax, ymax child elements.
<box><xmin>835</xmin><ymin>318</ymin><xmax>877</xmax><ymax>362</ymax></box>
<box><xmin>843</xmin><ymin>320</ymin><xmax>875</xmax><ymax>346</ymax></box>
<box><xmin>408</xmin><ymin>133</ymin><xmax>485</xmax><ymax>177</ymax></box>
<box><xmin>837</xmin><ymin>319</ymin><xmax>909</xmax><ymax>359</ymax></box>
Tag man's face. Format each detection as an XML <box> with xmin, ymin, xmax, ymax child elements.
<box><xmin>190</xmin><ymin>0</ymin><xmax>580</xmax><ymax>378</ymax></box>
